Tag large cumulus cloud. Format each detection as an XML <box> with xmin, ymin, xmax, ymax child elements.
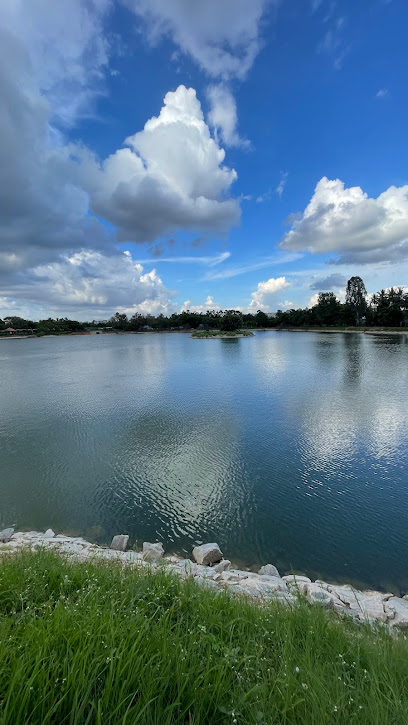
<box><xmin>280</xmin><ymin>177</ymin><xmax>408</xmax><ymax>264</ymax></box>
<box><xmin>82</xmin><ymin>85</ymin><xmax>240</xmax><ymax>243</ymax></box>
<box><xmin>0</xmin><ymin>1</ymin><xmax>240</xmax><ymax>318</ymax></box>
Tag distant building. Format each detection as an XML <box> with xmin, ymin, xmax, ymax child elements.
<box><xmin>4</xmin><ymin>327</ymin><xmax>16</xmax><ymax>334</ymax></box>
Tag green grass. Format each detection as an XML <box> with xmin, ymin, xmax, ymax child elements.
<box><xmin>191</xmin><ymin>329</ymin><xmax>254</xmax><ymax>338</ymax></box>
<box><xmin>0</xmin><ymin>552</ymin><xmax>408</xmax><ymax>724</ymax></box>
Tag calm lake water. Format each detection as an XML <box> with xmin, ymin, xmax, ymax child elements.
<box><xmin>1</xmin><ymin>331</ymin><xmax>408</xmax><ymax>591</ymax></box>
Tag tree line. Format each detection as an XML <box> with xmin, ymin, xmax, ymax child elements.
<box><xmin>1</xmin><ymin>277</ymin><xmax>407</xmax><ymax>335</ymax></box>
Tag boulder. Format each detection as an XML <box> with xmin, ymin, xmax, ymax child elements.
<box><xmin>385</xmin><ymin>597</ymin><xmax>408</xmax><ymax>628</ymax></box>
<box><xmin>176</xmin><ymin>560</ymin><xmax>197</xmax><ymax>578</ymax></box>
<box><xmin>328</xmin><ymin>585</ymin><xmax>387</xmax><ymax>622</ymax></box>
<box><xmin>192</xmin><ymin>543</ymin><xmax>223</xmax><ymax>566</ymax></box>
<box><xmin>110</xmin><ymin>535</ymin><xmax>129</xmax><ymax>552</ymax></box>
<box><xmin>194</xmin><ymin>565</ymin><xmax>220</xmax><ymax>580</ymax></box>
<box><xmin>0</xmin><ymin>528</ymin><xmax>14</xmax><ymax>542</ymax></box>
<box><xmin>314</xmin><ymin>580</ymin><xmax>330</xmax><ymax>591</ymax></box>
<box><xmin>214</xmin><ymin>559</ymin><xmax>231</xmax><ymax>573</ymax></box>
<box><xmin>194</xmin><ymin>577</ymin><xmax>219</xmax><ymax>590</ymax></box>
<box><xmin>58</xmin><ymin>542</ymin><xmax>85</xmax><ymax>555</ymax></box>
<box><xmin>220</xmin><ymin>569</ymin><xmax>258</xmax><ymax>583</ymax></box>
<box><xmin>258</xmin><ymin>564</ymin><xmax>280</xmax><ymax>578</ymax></box>
<box><xmin>143</xmin><ymin>542</ymin><xmax>164</xmax><ymax>562</ymax></box>
<box><xmin>283</xmin><ymin>575</ymin><xmax>311</xmax><ymax>595</ymax></box>
<box><xmin>239</xmin><ymin>576</ymin><xmax>288</xmax><ymax>595</ymax></box>
<box><xmin>306</xmin><ymin>585</ymin><xmax>337</xmax><ymax>609</ymax></box>
<box><xmin>282</xmin><ymin>575</ymin><xmax>311</xmax><ymax>584</ymax></box>
<box><xmin>44</xmin><ymin>529</ymin><xmax>55</xmax><ymax>538</ymax></box>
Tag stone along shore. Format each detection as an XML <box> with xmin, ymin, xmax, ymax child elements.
<box><xmin>1</xmin><ymin>527</ymin><xmax>408</xmax><ymax>629</ymax></box>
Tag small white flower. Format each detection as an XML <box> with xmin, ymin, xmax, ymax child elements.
<box><xmin>295</xmin><ymin>666</ymin><xmax>300</xmax><ymax>674</ymax></box>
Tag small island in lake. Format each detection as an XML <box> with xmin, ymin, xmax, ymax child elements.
<box><xmin>191</xmin><ymin>329</ymin><xmax>254</xmax><ymax>338</ymax></box>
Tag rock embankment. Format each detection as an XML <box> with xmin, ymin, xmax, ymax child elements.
<box><xmin>1</xmin><ymin>528</ymin><xmax>408</xmax><ymax>629</ymax></box>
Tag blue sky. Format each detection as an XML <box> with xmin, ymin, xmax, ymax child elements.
<box><xmin>0</xmin><ymin>0</ymin><xmax>407</xmax><ymax>319</ymax></box>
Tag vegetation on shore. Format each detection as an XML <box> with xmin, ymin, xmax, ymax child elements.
<box><xmin>1</xmin><ymin>550</ymin><xmax>408</xmax><ymax>724</ymax></box>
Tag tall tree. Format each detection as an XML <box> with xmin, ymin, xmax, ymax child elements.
<box><xmin>346</xmin><ymin>276</ymin><xmax>367</xmax><ymax>326</ymax></box>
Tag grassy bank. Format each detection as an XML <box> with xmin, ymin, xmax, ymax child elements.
<box><xmin>0</xmin><ymin>551</ymin><xmax>408</xmax><ymax>724</ymax></box>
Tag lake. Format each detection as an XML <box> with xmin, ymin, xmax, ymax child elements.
<box><xmin>1</xmin><ymin>331</ymin><xmax>408</xmax><ymax>592</ymax></box>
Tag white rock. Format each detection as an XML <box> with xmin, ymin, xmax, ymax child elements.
<box><xmin>314</xmin><ymin>580</ymin><xmax>330</xmax><ymax>591</ymax></box>
<box><xmin>258</xmin><ymin>564</ymin><xmax>280</xmax><ymax>577</ymax></box>
<box><xmin>143</xmin><ymin>542</ymin><xmax>164</xmax><ymax>562</ymax></box>
<box><xmin>176</xmin><ymin>560</ymin><xmax>197</xmax><ymax>578</ymax></box>
<box><xmin>0</xmin><ymin>528</ymin><xmax>14</xmax><ymax>542</ymax></box>
<box><xmin>329</xmin><ymin>586</ymin><xmax>387</xmax><ymax>622</ymax></box>
<box><xmin>284</xmin><ymin>576</ymin><xmax>311</xmax><ymax>596</ymax></box>
<box><xmin>58</xmin><ymin>543</ymin><xmax>85</xmax><ymax>555</ymax></box>
<box><xmin>220</xmin><ymin>569</ymin><xmax>256</xmax><ymax>583</ymax></box>
<box><xmin>194</xmin><ymin>565</ymin><xmax>220</xmax><ymax>580</ymax></box>
<box><xmin>214</xmin><ymin>559</ymin><xmax>231</xmax><ymax>573</ymax></box>
<box><xmin>226</xmin><ymin>583</ymin><xmax>263</xmax><ymax>599</ymax></box>
<box><xmin>240</xmin><ymin>576</ymin><xmax>287</xmax><ymax>596</ymax></box>
<box><xmin>124</xmin><ymin>551</ymin><xmax>143</xmax><ymax>564</ymax></box>
<box><xmin>92</xmin><ymin>548</ymin><xmax>124</xmax><ymax>561</ymax></box>
<box><xmin>0</xmin><ymin>540</ymin><xmax>22</xmax><ymax>550</ymax></box>
<box><xmin>306</xmin><ymin>585</ymin><xmax>338</xmax><ymax>609</ymax></box>
<box><xmin>44</xmin><ymin>529</ymin><xmax>55</xmax><ymax>538</ymax></box>
<box><xmin>110</xmin><ymin>535</ymin><xmax>129</xmax><ymax>552</ymax></box>
<box><xmin>268</xmin><ymin>591</ymin><xmax>297</xmax><ymax>606</ymax></box>
<box><xmin>194</xmin><ymin>576</ymin><xmax>219</xmax><ymax>590</ymax></box>
<box><xmin>192</xmin><ymin>543</ymin><xmax>223</xmax><ymax>566</ymax></box>
<box><xmin>385</xmin><ymin>597</ymin><xmax>408</xmax><ymax>628</ymax></box>
<box><xmin>283</xmin><ymin>575</ymin><xmax>311</xmax><ymax>584</ymax></box>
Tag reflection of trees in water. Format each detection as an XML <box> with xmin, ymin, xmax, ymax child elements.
<box><xmin>341</xmin><ymin>333</ymin><xmax>363</xmax><ymax>386</ymax></box>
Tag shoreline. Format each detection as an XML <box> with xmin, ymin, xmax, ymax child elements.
<box><xmin>2</xmin><ymin>528</ymin><xmax>408</xmax><ymax>628</ymax></box>
<box><xmin>2</xmin><ymin>326</ymin><xmax>408</xmax><ymax>341</ymax></box>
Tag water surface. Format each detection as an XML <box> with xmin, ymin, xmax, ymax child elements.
<box><xmin>1</xmin><ymin>331</ymin><xmax>407</xmax><ymax>592</ymax></box>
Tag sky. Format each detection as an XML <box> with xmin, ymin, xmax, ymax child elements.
<box><xmin>0</xmin><ymin>0</ymin><xmax>407</xmax><ymax>320</ymax></box>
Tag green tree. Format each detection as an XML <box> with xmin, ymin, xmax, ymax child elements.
<box><xmin>218</xmin><ymin>310</ymin><xmax>243</xmax><ymax>331</ymax></box>
<box><xmin>346</xmin><ymin>276</ymin><xmax>367</xmax><ymax>326</ymax></box>
<box><xmin>314</xmin><ymin>292</ymin><xmax>343</xmax><ymax>326</ymax></box>
<box><xmin>255</xmin><ymin>310</ymin><xmax>269</xmax><ymax>328</ymax></box>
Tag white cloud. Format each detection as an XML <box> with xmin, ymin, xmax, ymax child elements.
<box><xmin>308</xmin><ymin>293</ymin><xmax>320</xmax><ymax>307</ymax></box>
<box><xmin>0</xmin><ymin>16</ymin><xmax>239</xmax><ymax>311</ymax></box>
<box><xmin>0</xmin><ymin>0</ymin><xmax>111</xmax><ymax>126</ymax></box>
<box><xmin>376</xmin><ymin>88</ymin><xmax>389</xmax><ymax>99</ymax></box>
<box><xmin>133</xmin><ymin>252</ymin><xmax>231</xmax><ymax>266</ymax></box>
<box><xmin>1</xmin><ymin>251</ymin><xmax>176</xmax><ymax>319</ymax></box>
<box><xmin>249</xmin><ymin>276</ymin><xmax>291</xmax><ymax>310</ymax></box>
<box><xmin>280</xmin><ymin>177</ymin><xmax>408</xmax><ymax>264</ymax></box>
<box><xmin>122</xmin><ymin>0</ymin><xmax>273</xmax><ymax>79</ymax></box>
<box><xmin>83</xmin><ymin>85</ymin><xmax>240</xmax><ymax>243</ymax></box>
<box><xmin>256</xmin><ymin>189</ymin><xmax>272</xmax><ymax>203</ymax></box>
<box><xmin>206</xmin><ymin>85</ymin><xmax>249</xmax><ymax>148</ymax></box>
<box><xmin>279</xmin><ymin>300</ymin><xmax>294</xmax><ymax>309</ymax></box>
<box><xmin>180</xmin><ymin>295</ymin><xmax>220</xmax><ymax>313</ymax></box>
<box><xmin>276</xmin><ymin>171</ymin><xmax>289</xmax><ymax>198</ymax></box>
<box><xmin>204</xmin><ymin>253</ymin><xmax>302</xmax><ymax>281</ymax></box>
<box><xmin>317</xmin><ymin>15</ymin><xmax>349</xmax><ymax>70</ymax></box>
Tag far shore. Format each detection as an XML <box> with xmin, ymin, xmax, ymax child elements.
<box><xmin>2</xmin><ymin>326</ymin><xmax>408</xmax><ymax>341</ymax></box>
